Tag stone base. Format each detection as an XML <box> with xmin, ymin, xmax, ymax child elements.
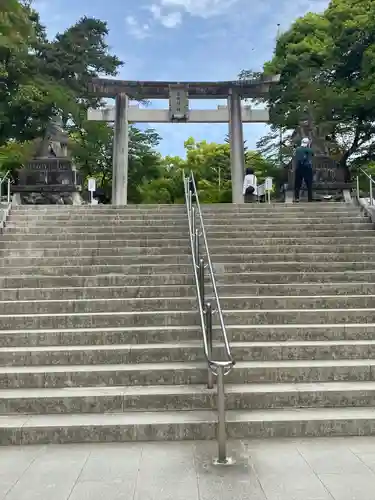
<box><xmin>19</xmin><ymin>191</ymin><xmax>77</xmax><ymax>205</ymax></box>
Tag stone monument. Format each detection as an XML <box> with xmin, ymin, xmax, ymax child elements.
<box><xmin>12</xmin><ymin>117</ymin><xmax>82</xmax><ymax>205</ymax></box>
<box><xmin>285</xmin><ymin>111</ymin><xmax>352</xmax><ymax>201</ymax></box>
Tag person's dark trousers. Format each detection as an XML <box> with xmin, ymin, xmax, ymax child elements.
<box><xmin>294</xmin><ymin>166</ymin><xmax>313</xmax><ymax>201</ymax></box>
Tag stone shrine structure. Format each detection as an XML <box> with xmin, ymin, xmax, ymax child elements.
<box><xmin>12</xmin><ymin>118</ymin><xmax>82</xmax><ymax>204</ymax></box>
<box><xmin>285</xmin><ymin>113</ymin><xmax>353</xmax><ymax>202</ymax></box>
<box><xmin>87</xmin><ymin>77</ymin><xmax>280</xmax><ymax>205</ymax></box>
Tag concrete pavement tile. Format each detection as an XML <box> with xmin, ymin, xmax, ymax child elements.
<box><xmin>193</xmin><ymin>441</ymin><xmax>266</xmax><ymax>500</ymax></box>
<box><xmin>134</xmin><ymin>442</ymin><xmax>198</xmax><ymax>500</ymax></box>
<box><xmin>252</xmin><ymin>449</ymin><xmax>312</xmax><ymax>477</ymax></box>
<box><xmin>298</xmin><ymin>446</ymin><xmax>368</xmax><ymax>474</ymax></box>
<box><xmin>346</xmin><ymin>436</ymin><xmax>375</xmax><ymax>454</ymax></box>
<box><xmin>0</xmin><ymin>482</ymin><xmax>16</xmax><ymax>500</ymax></box>
<box><xmin>4</xmin><ymin>446</ymin><xmax>89</xmax><ymax>500</ymax></box>
<box><xmin>79</xmin><ymin>443</ymin><xmax>142</xmax><ymax>482</ymax></box>
<box><xmin>68</xmin><ymin>479</ymin><xmax>132</xmax><ymax>500</ymax></box>
<box><xmin>257</xmin><ymin>474</ymin><xmax>332</xmax><ymax>500</ymax></box>
<box><xmin>0</xmin><ymin>446</ymin><xmax>45</xmax><ymax>482</ymax></box>
<box><xmin>319</xmin><ymin>472</ymin><xmax>375</xmax><ymax>500</ymax></box>
<box><xmin>352</xmin><ymin>452</ymin><xmax>375</xmax><ymax>472</ymax></box>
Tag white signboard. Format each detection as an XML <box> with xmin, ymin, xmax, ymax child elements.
<box><xmin>264</xmin><ymin>177</ymin><xmax>273</xmax><ymax>191</ymax></box>
<box><xmin>88</xmin><ymin>178</ymin><xmax>96</xmax><ymax>192</ymax></box>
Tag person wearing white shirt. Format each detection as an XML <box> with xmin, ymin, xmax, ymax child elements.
<box><xmin>242</xmin><ymin>167</ymin><xmax>257</xmax><ymax>202</ymax></box>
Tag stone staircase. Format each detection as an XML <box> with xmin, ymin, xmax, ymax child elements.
<box><xmin>1</xmin><ymin>203</ymin><xmax>375</xmax><ymax>445</ymax></box>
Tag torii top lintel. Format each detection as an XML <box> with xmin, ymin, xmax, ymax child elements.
<box><xmin>88</xmin><ymin>75</ymin><xmax>280</xmax><ymax>99</ymax></box>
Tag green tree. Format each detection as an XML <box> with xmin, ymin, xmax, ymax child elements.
<box><xmin>243</xmin><ymin>0</ymin><xmax>375</xmax><ymax>171</ymax></box>
<box><xmin>69</xmin><ymin>121</ymin><xmax>163</xmax><ymax>202</ymax></box>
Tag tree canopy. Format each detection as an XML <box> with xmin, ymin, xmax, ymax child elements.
<box><xmin>242</xmin><ymin>0</ymin><xmax>375</xmax><ymax>171</ymax></box>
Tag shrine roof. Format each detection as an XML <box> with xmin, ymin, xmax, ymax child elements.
<box><xmin>88</xmin><ymin>76</ymin><xmax>280</xmax><ymax>99</ymax></box>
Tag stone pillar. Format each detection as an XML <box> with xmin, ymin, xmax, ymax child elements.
<box><xmin>228</xmin><ymin>90</ymin><xmax>245</xmax><ymax>204</ymax></box>
<box><xmin>112</xmin><ymin>93</ymin><xmax>129</xmax><ymax>205</ymax></box>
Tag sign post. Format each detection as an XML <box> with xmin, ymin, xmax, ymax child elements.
<box><xmin>264</xmin><ymin>177</ymin><xmax>273</xmax><ymax>204</ymax></box>
<box><xmin>88</xmin><ymin>178</ymin><xmax>96</xmax><ymax>205</ymax></box>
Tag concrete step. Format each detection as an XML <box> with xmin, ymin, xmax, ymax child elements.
<box><xmin>1</xmin><ymin>381</ymin><xmax>375</xmax><ymax>415</ymax></box>
<box><xmin>0</xmin><ymin>323</ymin><xmax>374</xmax><ymax>348</ymax></box>
<box><xmin>0</xmin><ymin>274</ymin><xmax>194</xmax><ymax>289</ymax></box>
<box><xmin>3</xmin><ymin>243</ymin><xmax>375</xmax><ymax>259</ymax></box>
<box><xmin>0</xmin><ymin>254</ymin><xmax>193</xmax><ymax>267</ymax></box>
<box><xmin>8</xmin><ymin>213</ymin><xmax>190</xmax><ymax>221</ymax></box>
<box><xmin>11</xmin><ymin>204</ymin><xmax>185</xmax><ymax>212</ymax></box>
<box><xmin>1</xmin><ymin>282</ymin><xmax>375</xmax><ymax>301</ymax></box>
<box><xmin>0</xmin><ymin>340</ymin><xmax>373</xmax><ymax>366</ymax></box>
<box><xmin>3</xmin><ymin>229</ymin><xmax>375</xmax><ymax>242</ymax></box>
<box><xmin>6</xmin><ymin>295</ymin><xmax>375</xmax><ymax>315</ymax></box>
<box><xmin>1</xmin><ymin>232</ymin><xmax>190</xmax><ymax>242</ymax></box>
<box><xmin>4</xmin><ymin>222</ymin><xmax>372</xmax><ymax>234</ymax></box>
<box><xmin>6</xmin><ymin>219</ymin><xmax>370</xmax><ymax>231</ymax></box>
<box><xmin>0</xmin><ymin>297</ymin><xmax>199</xmax><ymax>314</ymax></box>
<box><xmin>0</xmin><ymin>359</ymin><xmax>373</xmax><ymax>389</ymax></box>
<box><xmin>0</xmin><ymin>285</ymin><xmax>197</xmax><ymax>301</ymax></box>
<box><xmin>0</xmin><ymin>263</ymin><xmax>196</xmax><ymax>276</ymax></box>
<box><xmin>2</xmin><ymin>261</ymin><xmax>375</xmax><ymax>277</ymax></box>
<box><xmin>0</xmin><ymin>246</ymin><xmax>192</xmax><ymax>258</ymax></box>
<box><xmin>0</xmin><ymin>238</ymin><xmax>189</xmax><ymax>250</ymax></box>
<box><xmin>5</xmin><ymin>225</ymin><xmax>190</xmax><ymax>235</ymax></box>
<box><xmin>8</xmin><ymin>214</ymin><xmax>364</xmax><ymax>224</ymax></box>
<box><xmin>5</xmin><ymin>252</ymin><xmax>375</xmax><ymax>268</ymax></box>
<box><xmin>215</xmin><ymin>271</ymin><xmax>375</xmax><ymax>284</ymax></box>
<box><xmin>213</xmin><ymin>253</ymin><xmax>375</xmax><ymax>264</ymax></box>
<box><xmin>10</xmin><ymin>203</ymin><xmax>354</xmax><ymax>212</ymax></box>
<box><xmin>4</xmin><ymin>305</ymin><xmax>375</xmax><ymax>330</ymax></box>
<box><xmin>2</xmin><ymin>406</ymin><xmax>375</xmax><ymax>445</ymax></box>
<box><xmin>3</xmin><ymin>270</ymin><xmax>375</xmax><ymax>289</ymax></box>
<box><xmin>2</xmin><ymin>236</ymin><xmax>375</xmax><ymax>250</ymax></box>
<box><xmin>0</xmin><ymin>310</ymin><xmax>201</xmax><ymax>330</ymax></box>
<box><xmin>7</xmin><ymin>219</ymin><xmax>190</xmax><ymax>227</ymax></box>
<box><xmin>210</xmin><ymin>244</ymin><xmax>375</xmax><ymax>255</ymax></box>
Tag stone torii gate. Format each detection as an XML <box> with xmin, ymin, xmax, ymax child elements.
<box><xmin>87</xmin><ymin>77</ymin><xmax>279</xmax><ymax>205</ymax></box>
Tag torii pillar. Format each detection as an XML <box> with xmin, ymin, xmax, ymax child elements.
<box><xmin>112</xmin><ymin>93</ymin><xmax>129</xmax><ymax>205</ymax></box>
<box><xmin>228</xmin><ymin>89</ymin><xmax>245</xmax><ymax>204</ymax></box>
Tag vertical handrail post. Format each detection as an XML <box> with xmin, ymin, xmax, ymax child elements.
<box><xmin>7</xmin><ymin>178</ymin><xmax>10</xmax><ymax>204</ymax></box>
<box><xmin>191</xmin><ymin>206</ymin><xmax>196</xmax><ymax>245</ymax></box>
<box><xmin>194</xmin><ymin>229</ymin><xmax>200</xmax><ymax>266</ymax></box>
<box><xmin>198</xmin><ymin>258</ymin><xmax>205</xmax><ymax>309</ymax></box>
<box><xmin>356</xmin><ymin>175</ymin><xmax>360</xmax><ymax>201</ymax></box>
<box><xmin>370</xmin><ymin>176</ymin><xmax>373</xmax><ymax>206</ymax></box>
<box><xmin>213</xmin><ymin>365</ymin><xmax>232</xmax><ymax>465</ymax></box>
<box><xmin>205</xmin><ymin>302</ymin><xmax>214</xmax><ymax>389</ymax></box>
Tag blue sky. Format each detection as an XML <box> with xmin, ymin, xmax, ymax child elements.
<box><xmin>33</xmin><ymin>0</ymin><xmax>329</xmax><ymax>158</ymax></box>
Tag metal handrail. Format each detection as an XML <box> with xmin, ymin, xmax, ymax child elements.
<box><xmin>0</xmin><ymin>170</ymin><xmax>12</xmax><ymax>231</ymax></box>
<box><xmin>0</xmin><ymin>170</ymin><xmax>11</xmax><ymax>205</ymax></box>
<box><xmin>183</xmin><ymin>171</ymin><xmax>234</xmax><ymax>465</ymax></box>
<box><xmin>188</xmin><ymin>173</ymin><xmax>234</xmax><ymax>365</ymax></box>
<box><xmin>356</xmin><ymin>167</ymin><xmax>375</xmax><ymax>206</ymax></box>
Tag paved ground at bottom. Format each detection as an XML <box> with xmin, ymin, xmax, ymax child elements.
<box><xmin>1</xmin><ymin>437</ymin><xmax>375</xmax><ymax>499</ymax></box>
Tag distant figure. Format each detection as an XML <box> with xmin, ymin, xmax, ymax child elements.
<box><xmin>294</xmin><ymin>137</ymin><xmax>314</xmax><ymax>202</ymax></box>
<box><xmin>242</xmin><ymin>167</ymin><xmax>257</xmax><ymax>203</ymax></box>
<box><xmin>188</xmin><ymin>177</ymin><xmax>196</xmax><ymax>202</ymax></box>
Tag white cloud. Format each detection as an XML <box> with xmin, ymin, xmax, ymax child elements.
<box><xmin>158</xmin><ymin>0</ymin><xmax>238</xmax><ymax>17</ymax></box>
<box><xmin>125</xmin><ymin>15</ymin><xmax>151</xmax><ymax>39</ymax></box>
<box><xmin>149</xmin><ymin>5</ymin><xmax>182</xmax><ymax>28</ymax></box>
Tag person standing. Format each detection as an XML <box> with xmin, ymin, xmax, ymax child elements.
<box><xmin>242</xmin><ymin>167</ymin><xmax>257</xmax><ymax>203</ymax></box>
<box><xmin>294</xmin><ymin>137</ymin><xmax>314</xmax><ymax>202</ymax></box>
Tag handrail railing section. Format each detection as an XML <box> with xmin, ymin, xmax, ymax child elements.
<box><xmin>0</xmin><ymin>170</ymin><xmax>11</xmax><ymax>231</ymax></box>
<box><xmin>183</xmin><ymin>171</ymin><xmax>235</xmax><ymax>465</ymax></box>
<box><xmin>0</xmin><ymin>170</ymin><xmax>11</xmax><ymax>205</ymax></box>
<box><xmin>356</xmin><ymin>167</ymin><xmax>375</xmax><ymax>205</ymax></box>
